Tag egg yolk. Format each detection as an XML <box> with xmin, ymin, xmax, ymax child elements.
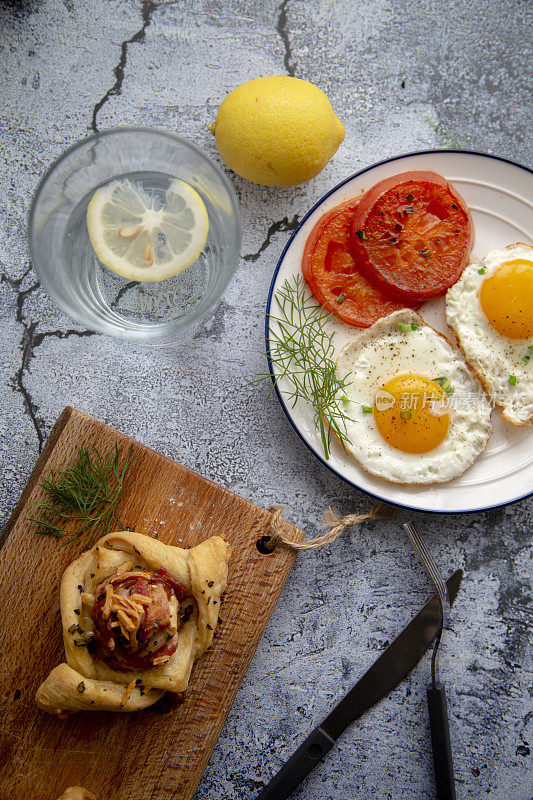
<box><xmin>480</xmin><ymin>259</ymin><xmax>533</xmax><ymax>339</ymax></box>
<box><xmin>374</xmin><ymin>375</ymin><xmax>450</xmax><ymax>454</ymax></box>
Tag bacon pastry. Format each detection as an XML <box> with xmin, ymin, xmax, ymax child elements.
<box><xmin>36</xmin><ymin>531</ymin><xmax>229</xmax><ymax>715</ymax></box>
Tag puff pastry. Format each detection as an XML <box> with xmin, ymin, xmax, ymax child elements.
<box><xmin>56</xmin><ymin>789</ymin><xmax>96</xmax><ymax>800</ymax></box>
<box><xmin>36</xmin><ymin>531</ymin><xmax>229</xmax><ymax>715</ymax></box>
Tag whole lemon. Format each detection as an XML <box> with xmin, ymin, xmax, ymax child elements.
<box><xmin>209</xmin><ymin>76</ymin><xmax>345</xmax><ymax>187</ymax></box>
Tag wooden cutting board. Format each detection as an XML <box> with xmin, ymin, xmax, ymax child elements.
<box><xmin>0</xmin><ymin>407</ymin><xmax>303</xmax><ymax>800</ymax></box>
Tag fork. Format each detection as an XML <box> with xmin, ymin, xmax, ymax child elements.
<box><xmin>403</xmin><ymin>521</ymin><xmax>457</xmax><ymax>800</ymax></box>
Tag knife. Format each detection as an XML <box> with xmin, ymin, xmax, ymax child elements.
<box><xmin>256</xmin><ymin>569</ymin><xmax>463</xmax><ymax>800</ymax></box>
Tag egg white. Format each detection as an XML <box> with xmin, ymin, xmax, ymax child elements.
<box><xmin>446</xmin><ymin>242</ymin><xmax>533</xmax><ymax>426</ymax></box>
<box><xmin>335</xmin><ymin>309</ymin><xmax>492</xmax><ymax>484</ymax></box>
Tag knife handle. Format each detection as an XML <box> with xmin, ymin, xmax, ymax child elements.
<box><xmin>427</xmin><ymin>683</ymin><xmax>456</xmax><ymax>800</ymax></box>
<box><xmin>256</xmin><ymin>725</ymin><xmax>335</xmax><ymax>800</ymax></box>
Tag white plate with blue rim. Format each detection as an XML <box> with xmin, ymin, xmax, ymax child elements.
<box><xmin>265</xmin><ymin>150</ymin><xmax>533</xmax><ymax>514</ymax></box>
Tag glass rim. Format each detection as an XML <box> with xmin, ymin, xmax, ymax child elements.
<box><xmin>28</xmin><ymin>125</ymin><xmax>241</xmax><ymax>340</ymax></box>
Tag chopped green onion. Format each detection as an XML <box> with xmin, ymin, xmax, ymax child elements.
<box><xmin>478</xmin><ymin>267</ymin><xmax>486</xmax><ymax>275</ymax></box>
<box><xmin>400</xmin><ymin>410</ymin><xmax>412</xmax><ymax>420</ymax></box>
<box><xmin>523</xmin><ymin>353</ymin><xmax>531</xmax><ymax>363</ymax></box>
<box><xmin>362</xmin><ymin>405</ymin><xmax>372</xmax><ymax>414</ymax></box>
<box><xmin>77</xmin><ymin>681</ymin><xmax>85</xmax><ymax>693</ymax></box>
<box><xmin>433</xmin><ymin>376</ymin><xmax>454</xmax><ymax>394</ymax></box>
<box><xmin>397</xmin><ymin>320</ymin><xmax>414</xmax><ymax>333</ymax></box>
<box><xmin>404</xmin><ymin>206</ymin><xmax>414</xmax><ymax>214</ymax></box>
<box><xmin>509</xmin><ymin>375</ymin><xmax>517</xmax><ymax>385</ymax></box>
<box><xmin>335</xmin><ymin>292</ymin><xmax>346</xmax><ymax>304</ymax></box>
<box><xmin>388</xmin><ymin>236</ymin><xmax>397</xmax><ymax>245</ymax></box>
<box><xmin>411</xmin><ymin>322</ymin><xmax>418</xmax><ymax>330</ymax></box>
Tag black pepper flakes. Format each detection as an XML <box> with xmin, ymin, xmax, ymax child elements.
<box><xmin>73</xmin><ymin>608</ymin><xmax>80</xmax><ymax>615</ymax></box>
<box><xmin>207</xmin><ymin>580</ymin><xmax>214</xmax><ymax>588</ymax></box>
<box><xmin>77</xmin><ymin>585</ymin><xmax>83</xmax><ymax>593</ymax></box>
<box><xmin>354</xmin><ymin>229</ymin><xmax>365</xmax><ymax>240</ymax></box>
<box><xmin>206</xmin><ymin>624</ymin><xmax>213</xmax><ymax>631</ymax></box>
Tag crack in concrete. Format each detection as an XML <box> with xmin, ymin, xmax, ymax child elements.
<box><xmin>242</xmin><ymin>215</ymin><xmax>300</xmax><ymax>262</ymax></box>
<box><xmin>91</xmin><ymin>0</ymin><xmax>156</xmax><ymax>132</ymax></box>
<box><xmin>2</xmin><ymin>268</ymin><xmax>96</xmax><ymax>452</ymax></box>
<box><xmin>110</xmin><ymin>280</ymin><xmax>139</xmax><ymax>309</ymax></box>
<box><xmin>276</xmin><ymin>0</ymin><xmax>296</xmax><ymax>77</ymax></box>
<box><xmin>1</xmin><ymin>266</ymin><xmax>36</xmax><ymax>323</ymax></box>
<box><xmin>13</xmin><ymin>326</ymin><xmax>97</xmax><ymax>452</ymax></box>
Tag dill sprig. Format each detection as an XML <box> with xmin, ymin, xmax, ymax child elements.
<box><xmin>258</xmin><ymin>275</ymin><xmax>353</xmax><ymax>459</ymax></box>
<box><xmin>30</xmin><ymin>443</ymin><xmax>135</xmax><ymax>551</ymax></box>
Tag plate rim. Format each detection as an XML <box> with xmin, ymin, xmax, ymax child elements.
<box><xmin>265</xmin><ymin>148</ymin><xmax>533</xmax><ymax>515</ymax></box>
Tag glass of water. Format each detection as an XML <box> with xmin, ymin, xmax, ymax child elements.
<box><xmin>28</xmin><ymin>127</ymin><xmax>241</xmax><ymax>343</ymax></box>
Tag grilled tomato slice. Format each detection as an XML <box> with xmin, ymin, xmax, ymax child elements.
<box><xmin>350</xmin><ymin>171</ymin><xmax>473</xmax><ymax>302</ymax></box>
<box><xmin>302</xmin><ymin>197</ymin><xmax>416</xmax><ymax>327</ymax></box>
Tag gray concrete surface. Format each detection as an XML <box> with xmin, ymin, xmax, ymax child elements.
<box><xmin>1</xmin><ymin>1</ymin><xmax>532</xmax><ymax>798</ymax></box>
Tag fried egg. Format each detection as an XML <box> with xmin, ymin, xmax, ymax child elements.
<box><xmin>446</xmin><ymin>242</ymin><xmax>533</xmax><ymax>426</ymax></box>
<box><xmin>336</xmin><ymin>309</ymin><xmax>492</xmax><ymax>484</ymax></box>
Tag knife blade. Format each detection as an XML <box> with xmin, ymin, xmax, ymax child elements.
<box><xmin>256</xmin><ymin>569</ymin><xmax>463</xmax><ymax>800</ymax></box>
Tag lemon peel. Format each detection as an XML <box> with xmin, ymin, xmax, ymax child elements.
<box><xmin>209</xmin><ymin>76</ymin><xmax>344</xmax><ymax>187</ymax></box>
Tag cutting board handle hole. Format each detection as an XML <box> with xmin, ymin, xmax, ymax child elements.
<box><xmin>256</xmin><ymin>536</ymin><xmax>276</xmax><ymax>555</ymax></box>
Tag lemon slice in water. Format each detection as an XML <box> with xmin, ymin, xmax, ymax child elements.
<box><xmin>86</xmin><ymin>178</ymin><xmax>209</xmax><ymax>281</ymax></box>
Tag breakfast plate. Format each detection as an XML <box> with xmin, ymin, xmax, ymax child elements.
<box><xmin>266</xmin><ymin>150</ymin><xmax>533</xmax><ymax>513</ymax></box>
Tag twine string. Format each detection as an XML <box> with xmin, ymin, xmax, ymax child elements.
<box><xmin>257</xmin><ymin>502</ymin><xmax>393</xmax><ymax>554</ymax></box>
